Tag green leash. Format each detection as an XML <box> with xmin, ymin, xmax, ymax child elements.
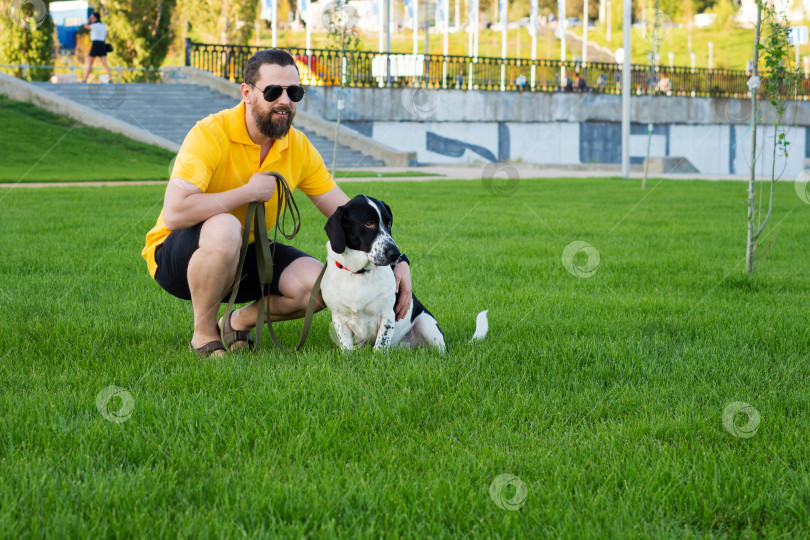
<box><xmin>221</xmin><ymin>172</ymin><xmax>325</xmax><ymax>352</ymax></box>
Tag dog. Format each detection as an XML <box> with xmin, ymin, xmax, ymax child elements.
<box><xmin>321</xmin><ymin>195</ymin><xmax>446</xmax><ymax>352</ymax></box>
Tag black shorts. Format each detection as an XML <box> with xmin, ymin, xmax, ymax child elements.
<box><xmin>153</xmin><ymin>222</ymin><xmax>313</xmax><ymax>303</ymax></box>
<box><xmin>89</xmin><ymin>41</ymin><xmax>107</xmax><ymax>57</ymax></box>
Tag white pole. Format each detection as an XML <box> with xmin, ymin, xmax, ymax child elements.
<box><xmin>559</xmin><ymin>0</ymin><xmax>566</xmax><ymax>87</ymax></box>
<box><xmin>271</xmin><ymin>0</ymin><xmax>277</xmax><ymax>47</ymax></box>
<box><xmin>444</xmin><ymin>0</ymin><xmax>450</xmax><ymax>55</ymax></box>
<box><xmin>305</xmin><ymin>2</ymin><xmax>311</xmax><ymax>53</ymax></box>
<box><xmin>413</xmin><ymin>0</ymin><xmax>419</xmax><ymax>55</ymax></box>
<box><xmin>668</xmin><ymin>51</ymin><xmax>674</xmax><ymax>68</ymax></box>
<box><xmin>606</xmin><ymin>0</ymin><xmax>611</xmax><ymax>43</ymax></box>
<box><xmin>379</xmin><ymin>0</ymin><xmax>384</xmax><ymax>53</ymax></box>
<box><xmin>708</xmin><ymin>41</ymin><xmax>714</xmax><ymax>70</ymax></box>
<box><xmin>804</xmin><ymin>55</ymin><xmax>809</xmax><ymax>77</ymax></box>
<box><xmin>621</xmin><ymin>0</ymin><xmax>631</xmax><ymax>179</ymax></box>
<box><xmin>473</xmin><ymin>0</ymin><xmax>479</xmax><ymax>58</ymax></box>
<box><xmin>531</xmin><ymin>0</ymin><xmax>537</xmax><ymax>89</ymax></box>
<box><xmin>500</xmin><ymin>0</ymin><xmax>506</xmax><ymax>91</ymax></box>
<box><xmin>582</xmin><ymin>0</ymin><xmax>588</xmax><ymax>66</ymax></box>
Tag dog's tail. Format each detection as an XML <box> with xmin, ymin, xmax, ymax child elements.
<box><xmin>470</xmin><ymin>310</ymin><xmax>489</xmax><ymax>342</ymax></box>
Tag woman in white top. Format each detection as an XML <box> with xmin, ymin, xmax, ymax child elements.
<box><xmin>81</xmin><ymin>11</ymin><xmax>113</xmax><ymax>83</ymax></box>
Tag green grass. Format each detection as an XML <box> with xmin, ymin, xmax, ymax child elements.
<box><xmin>0</xmin><ymin>96</ymin><xmax>175</xmax><ymax>182</ymax></box>
<box><xmin>1</xmin><ymin>177</ymin><xmax>809</xmax><ymax>537</ymax></box>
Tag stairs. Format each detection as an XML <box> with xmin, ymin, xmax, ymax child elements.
<box><xmin>31</xmin><ymin>82</ymin><xmax>385</xmax><ymax>168</ymax></box>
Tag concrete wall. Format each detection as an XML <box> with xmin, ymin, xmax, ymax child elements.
<box><xmin>300</xmin><ymin>86</ymin><xmax>810</xmax><ymax>176</ymax></box>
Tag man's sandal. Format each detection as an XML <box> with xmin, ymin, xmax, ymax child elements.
<box><xmin>189</xmin><ymin>340</ymin><xmax>226</xmax><ymax>358</ymax></box>
<box><xmin>219</xmin><ymin>312</ymin><xmax>254</xmax><ymax>352</ymax></box>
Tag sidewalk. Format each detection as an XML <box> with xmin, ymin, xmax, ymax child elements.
<box><xmin>0</xmin><ymin>164</ymin><xmax>757</xmax><ymax>189</ymax></box>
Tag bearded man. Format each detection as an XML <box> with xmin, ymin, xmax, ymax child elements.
<box><xmin>142</xmin><ymin>50</ymin><xmax>412</xmax><ymax>357</ymax></box>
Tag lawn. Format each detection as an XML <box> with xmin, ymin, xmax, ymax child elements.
<box><xmin>0</xmin><ymin>96</ymin><xmax>176</xmax><ymax>183</ymax></box>
<box><xmin>0</xmin><ymin>97</ymin><xmax>434</xmax><ymax>184</ymax></box>
<box><xmin>1</xmin><ymin>177</ymin><xmax>809</xmax><ymax>537</ymax></box>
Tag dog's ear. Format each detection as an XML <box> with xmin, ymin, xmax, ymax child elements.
<box><xmin>380</xmin><ymin>200</ymin><xmax>393</xmax><ymax>229</ymax></box>
<box><xmin>324</xmin><ymin>206</ymin><xmax>346</xmax><ymax>253</ymax></box>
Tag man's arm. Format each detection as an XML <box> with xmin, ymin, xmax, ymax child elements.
<box><xmin>162</xmin><ymin>174</ymin><xmax>278</xmax><ymax>231</ymax></box>
<box><xmin>307</xmin><ymin>185</ymin><xmax>350</xmax><ymax>218</ymax></box>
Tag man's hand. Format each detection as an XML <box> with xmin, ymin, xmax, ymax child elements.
<box><xmin>246</xmin><ymin>172</ymin><xmax>278</xmax><ymax>202</ymax></box>
<box><xmin>393</xmin><ymin>261</ymin><xmax>412</xmax><ymax>321</ymax></box>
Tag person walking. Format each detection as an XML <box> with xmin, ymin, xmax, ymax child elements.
<box><xmin>81</xmin><ymin>11</ymin><xmax>113</xmax><ymax>83</ymax></box>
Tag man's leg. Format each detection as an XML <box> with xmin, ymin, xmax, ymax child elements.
<box><xmin>187</xmin><ymin>214</ymin><xmax>242</xmax><ymax>350</ymax></box>
<box><xmin>229</xmin><ymin>256</ymin><xmax>327</xmax><ymax>331</ymax></box>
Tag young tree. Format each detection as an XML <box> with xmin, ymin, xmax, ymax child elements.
<box><xmin>322</xmin><ymin>0</ymin><xmax>361</xmax><ymax>178</ymax></box>
<box><xmin>104</xmin><ymin>0</ymin><xmax>177</xmax><ymax>81</ymax></box>
<box><xmin>0</xmin><ymin>0</ymin><xmax>55</xmax><ymax>81</ymax></box>
<box><xmin>745</xmin><ymin>0</ymin><xmax>799</xmax><ymax>273</ymax></box>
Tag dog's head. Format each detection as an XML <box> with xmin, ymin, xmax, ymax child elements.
<box><xmin>325</xmin><ymin>195</ymin><xmax>401</xmax><ymax>266</ymax></box>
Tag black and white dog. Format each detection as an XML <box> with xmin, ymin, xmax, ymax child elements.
<box><xmin>322</xmin><ymin>195</ymin><xmax>446</xmax><ymax>352</ymax></box>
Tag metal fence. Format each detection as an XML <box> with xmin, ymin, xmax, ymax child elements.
<box><xmin>185</xmin><ymin>39</ymin><xmax>810</xmax><ymax>99</ymax></box>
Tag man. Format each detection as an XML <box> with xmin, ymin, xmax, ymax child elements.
<box><xmin>142</xmin><ymin>50</ymin><xmax>412</xmax><ymax>357</ymax></box>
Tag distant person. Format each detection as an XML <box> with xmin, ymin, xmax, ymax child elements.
<box><xmin>597</xmin><ymin>73</ymin><xmax>607</xmax><ymax>92</ymax></box>
<box><xmin>81</xmin><ymin>11</ymin><xmax>113</xmax><ymax>84</ymax></box>
<box><xmin>657</xmin><ymin>73</ymin><xmax>672</xmax><ymax>95</ymax></box>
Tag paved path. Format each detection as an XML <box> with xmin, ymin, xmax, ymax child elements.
<box><xmin>0</xmin><ymin>164</ymin><xmax>756</xmax><ymax>189</ymax></box>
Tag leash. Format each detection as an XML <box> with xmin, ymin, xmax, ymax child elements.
<box><xmin>221</xmin><ymin>172</ymin><xmax>326</xmax><ymax>352</ymax></box>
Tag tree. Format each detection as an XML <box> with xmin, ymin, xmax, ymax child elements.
<box><xmin>323</xmin><ymin>0</ymin><xmax>362</xmax><ymax>178</ymax></box>
<box><xmin>104</xmin><ymin>0</ymin><xmax>177</xmax><ymax>81</ymax></box>
<box><xmin>177</xmin><ymin>0</ymin><xmax>259</xmax><ymax>44</ymax></box>
<box><xmin>0</xmin><ymin>0</ymin><xmax>55</xmax><ymax>81</ymax></box>
<box><xmin>745</xmin><ymin>0</ymin><xmax>799</xmax><ymax>273</ymax></box>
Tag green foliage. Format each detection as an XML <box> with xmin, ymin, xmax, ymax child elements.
<box><xmin>0</xmin><ymin>0</ymin><xmax>55</xmax><ymax>81</ymax></box>
<box><xmin>756</xmin><ymin>1</ymin><xmax>799</xmax><ymax>165</ymax></box>
<box><xmin>324</xmin><ymin>0</ymin><xmax>362</xmax><ymax>55</ymax></box>
<box><xmin>177</xmin><ymin>0</ymin><xmax>259</xmax><ymax>45</ymax></box>
<box><xmin>104</xmin><ymin>0</ymin><xmax>177</xmax><ymax>82</ymax></box>
<box><xmin>710</xmin><ymin>0</ymin><xmax>738</xmax><ymax>31</ymax></box>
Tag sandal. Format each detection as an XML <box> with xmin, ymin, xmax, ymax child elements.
<box><xmin>219</xmin><ymin>311</ymin><xmax>254</xmax><ymax>352</ymax></box>
<box><xmin>189</xmin><ymin>340</ymin><xmax>226</xmax><ymax>358</ymax></box>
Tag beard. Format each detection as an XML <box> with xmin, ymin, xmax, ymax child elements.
<box><xmin>252</xmin><ymin>105</ymin><xmax>295</xmax><ymax>140</ymax></box>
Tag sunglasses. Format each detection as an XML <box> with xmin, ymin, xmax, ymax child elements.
<box><xmin>249</xmin><ymin>83</ymin><xmax>306</xmax><ymax>103</ymax></box>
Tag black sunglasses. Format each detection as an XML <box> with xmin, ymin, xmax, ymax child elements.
<box><xmin>249</xmin><ymin>83</ymin><xmax>306</xmax><ymax>103</ymax></box>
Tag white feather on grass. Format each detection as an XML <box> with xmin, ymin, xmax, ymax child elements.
<box><xmin>470</xmin><ymin>310</ymin><xmax>489</xmax><ymax>341</ymax></box>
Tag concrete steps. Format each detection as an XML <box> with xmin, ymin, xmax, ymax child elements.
<box><xmin>30</xmin><ymin>82</ymin><xmax>385</xmax><ymax>168</ymax></box>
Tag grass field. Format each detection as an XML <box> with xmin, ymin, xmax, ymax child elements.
<box><xmin>0</xmin><ymin>97</ymin><xmax>434</xmax><ymax>184</ymax></box>
<box><xmin>0</xmin><ymin>96</ymin><xmax>175</xmax><ymax>183</ymax></box>
<box><xmin>1</xmin><ymin>177</ymin><xmax>809</xmax><ymax>537</ymax></box>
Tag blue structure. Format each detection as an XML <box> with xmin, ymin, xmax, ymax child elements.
<box><xmin>50</xmin><ymin>1</ymin><xmax>92</xmax><ymax>51</ymax></box>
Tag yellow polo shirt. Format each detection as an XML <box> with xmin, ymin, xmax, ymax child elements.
<box><xmin>142</xmin><ymin>101</ymin><xmax>337</xmax><ymax>278</ymax></box>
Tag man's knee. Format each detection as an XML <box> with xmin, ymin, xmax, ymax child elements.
<box><xmin>198</xmin><ymin>213</ymin><xmax>242</xmax><ymax>258</ymax></box>
<box><xmin>279</xmin><ymin>257</ymin><xmax>323</xmax><ymax>303</ymax></box>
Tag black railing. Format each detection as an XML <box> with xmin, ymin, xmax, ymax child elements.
<box><xmin>186</xmin><ymin>39</ymin><xmax>810</xmax><ymax>99</ymax></box>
